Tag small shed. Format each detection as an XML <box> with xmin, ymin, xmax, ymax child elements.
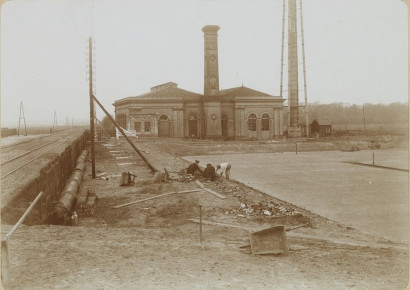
<box><xmin>311</xmin><ymin>119</ymin><xmax>332</xmax><ymax>137</ymax></box>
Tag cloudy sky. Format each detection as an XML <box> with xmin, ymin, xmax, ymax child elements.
<box><xmin>0</xmin><ymin>0</ymin><xmax>408</xmax><ymax>127</ymax></box>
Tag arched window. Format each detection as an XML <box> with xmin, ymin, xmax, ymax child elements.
<box><xmin>261</xmin><ymin>113</ymin><xmax>270</xmax><ymax>131</ymax></box>
<box><xmin>159</xmin><ymin>115</ymin><xmax>169</xmax><ymax>121</ymax></box>
<box><xmin>248</xmin><ymin>113</ymin><xmax>257</xmax><ymax>131</ymax></box>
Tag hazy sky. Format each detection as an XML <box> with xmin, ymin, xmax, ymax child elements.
<box><xmin>0</xmin><ymin>0</ymin><xmax>408</xmax><ymax>127</ymax></box>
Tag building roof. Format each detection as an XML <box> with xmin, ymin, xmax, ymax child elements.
<box><xmin>114</xmin><ymin>84</ymin><xmax>283</xmax><ymax>106</ymax></box>
<box><xmin>313</xmin><ymin>119</ymin><xmax>332</xmax><ymax>126</ymax></box>
<box><xmin>219</xmin><ymin>86</ymin><xmax>277</xmax><ymax>98</ymax></box>
<box><xmin>114</xmin><ymin>85</ymin><xmax>202</xmax><ymax>105</ymax></box>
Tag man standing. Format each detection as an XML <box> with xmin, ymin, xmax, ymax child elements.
<box><xmin>203</xmin><ymin>163</ymin><xmax>217</xmax><ymax>181</ymax></box>
<box><xmin>216</xmin><ymin>162</ymin><xmax>231</xmax><ymax>180</ymax></box>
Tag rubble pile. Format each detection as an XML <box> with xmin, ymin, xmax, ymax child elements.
<box><xmin>227</xmin><ymin>200</ymin><xmax>301</xmax><ymax>218</ymax></box>
<box><xmin>205</xmin><ymin>180</ymin><xmax>303</xmax><ymax>219</ymax></box>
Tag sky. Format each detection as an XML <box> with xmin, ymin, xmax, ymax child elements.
<box><xmin>0</xmin><ymin>0</ymin><xmax>408</xmax><ymax>127</ymax></box>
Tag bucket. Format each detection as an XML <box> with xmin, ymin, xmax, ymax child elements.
<box><xmin>250</xmin><ymin>225</ymin><xmax>288</xmax><ymax>255</ymax></box>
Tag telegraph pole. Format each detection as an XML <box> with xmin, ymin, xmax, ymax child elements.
<box><xmin>89</xmin><ymin>37</ymin><xmax>96</xmax><ymax>179</ymax></box>
<box><xmin>18</xmin><ymin>101</ymin><xmax>27</xmax><ymax>136</ymax></box>
<box><xmin>362</xmin><ymin>104</ymin><xmax>367</xmax><ymax>136</ymax></box>
<box><xmin>299</xmin><ymin>0</ymin><xmax>309</xmax><ymax>138</ymax></box>
<box><xmin>52</xmin><ymin>111</ymin><xmax>58</xmax><ymax>133</ymax></box>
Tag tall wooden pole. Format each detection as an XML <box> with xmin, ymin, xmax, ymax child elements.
<box><xmin>279</xmin><ymin>0</ymin><xmax>286</xmax><ymax>101</ymax></box>
<box><xmin>299</xmin><ymin>0</ymin><xmax>309</xmax><ymax>137</ymax></box>
<box><xmin>362</xmin><ymin>104</ymin><xmax>367</xmax><ymax>136</ymax></box>
<box><xmin>89</xmin><ymin>37</ymin><xmax>96</xmax><ymax>179</ymax></box>
<box><xmin>92</xmin><ymin>94</ymin><xmax>157</xmax><ymax>173</ymax></box>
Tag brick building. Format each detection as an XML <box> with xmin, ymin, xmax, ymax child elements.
<box><xmin>113</xmin><ymin>25</ymin><xmax>285</xmax><ymax>140</ymax></box>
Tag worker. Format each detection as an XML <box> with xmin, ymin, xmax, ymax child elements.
<box><xmin>216</xmin><ymin>162</ymin><xmax>232</xmax><ymax>180</ymax></box>
<box><xmin>203</xmin><ymin>163</ymin><xmax>217</xmax><ymax>181</ymax></box>
<box><xmin>186</xmin><ymin>160</ymin><xmax>203</xmax><ymax>175</ymax></box>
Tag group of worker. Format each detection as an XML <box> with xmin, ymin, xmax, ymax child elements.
<box><xmin>186</xmin><ymin>160</ymin><xmax>231</xmax><ymax>182</ymax></box>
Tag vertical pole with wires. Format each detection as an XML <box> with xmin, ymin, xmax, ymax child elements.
<box><xmin>89</xmin><ymin>37</ymin><xmax>96</xmax><ymax>179</ymax></box>
<box><xmin>53</xmin><ymin>111</ymin><xmax>58</xmax><ymax>133</ymax></box>
<box><xmin>18</xmin><ymin>101</ymin><xmax>27</xmax><ymax>136</ymax></box>
<box><xmin>362</xmin><ymin>104</ymin><xmax>367</xmax><ymax>136</ymax></box>
<box><xmin>280</xmin><ymin>0</ymin><xmax>289</xmax><ymax>136</ymax></box>
<box><xmin>299</xmin><ymin>0</ymin><xmax>309</xmax><ymax>137</ymax></box>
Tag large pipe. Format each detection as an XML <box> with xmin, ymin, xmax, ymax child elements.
<box><xmin>46</xmin><ymin>149</ymin><xmax>88</xmax><ymax>225</ymax></box>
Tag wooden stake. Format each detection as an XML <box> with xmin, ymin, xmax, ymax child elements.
<box><xmin>199</xmin><ymin>205</ymin><xmax>203</xmax><ymax>244</ymax></box>
<box><xmin>194</xmin><ymin>180</ymin><xmax>226</xmax><ymax>199</ymax></box>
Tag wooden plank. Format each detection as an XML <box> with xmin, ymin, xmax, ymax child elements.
<box><xmin>5</xmin><ymin>191</ymin><xmax>44</xmax><ymax>240</ymax></box>
<box><xmin>194</xmin><ymin>180</ymin><xmax>226</xmax><ymax>199</ymax></box>
<box><xmin>189</xmin><ymin>219</ymin><xmax>251</xmax><ymax>231</ymax></box>
<box><xmin>113</xmin><ymin>189</ymin><xmax>203</xmax><ymax>209</ymax></box>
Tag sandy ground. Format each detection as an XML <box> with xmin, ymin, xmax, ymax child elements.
<box><xmin>2</xmin><ymin>136</ymin><xmax>409</xmax><ymax>289</ymax></box>
<box><xmin>183</xmin><ymin>149</ymin><xmax>409</xmax><ymax>242</ymax></box>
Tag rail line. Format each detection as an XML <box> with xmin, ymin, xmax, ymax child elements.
<box><xmin>1</xmin><ymin>135</ymin><xmax>49</xmax><ymax>150</ymax></box>
<box><xmin>1</xmin><ymin>131</ymin><xmax>81</xmax><ymax>179</ymax></box>
<box><xmin>0</xmin><ymin>130</ymin><xmax>70</xmax><ymax>150</ymax></box>
<box><xmin>1</xmin><ymin>139</ymin><xmax>62</xmax><ymax>166</ymax></box>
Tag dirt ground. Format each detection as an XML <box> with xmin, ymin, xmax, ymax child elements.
<box><xmin>2</xmin><ymin>136</ymin><xmax>409</xmax><ymax>289</ymax></box>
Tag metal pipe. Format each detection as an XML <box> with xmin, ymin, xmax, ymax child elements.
<box><xmin>46</xmin><ymin>150</ymin><xmax>88</xmax><ymax>225</ymax></box>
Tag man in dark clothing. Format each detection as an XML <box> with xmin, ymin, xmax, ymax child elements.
<box><xmin>203</xmin><ymin>163</ymin><xmax>217</xmax><ymax>181</ymax></box>
<box><xmin>186</xmin><ymin>160</ymin><xmax>202</xmax><ymax>175</ymax></box>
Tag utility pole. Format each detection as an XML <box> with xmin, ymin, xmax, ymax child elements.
<box><xmin>362</xmin><ymin>104</ymin><xmax>367</xmax><ymax>136</ymax></box>
<box><xmin>88</xmin><ymin>37</ymin><xmax>96</xmax><ymax>179</ymax></box>
<box><xmin>18</xmin><ymin>101</ymin><xmax>27</xmax><ymax>136</ymax></box>
<box><xmin>52</xmin><ymin>111</ymin><xmax>58</xmax><ymax>133</ymax></box>
<box><xmin>299</xmin><ymin>0</ymin><xmax>309</xmax><ymax>138</ymax></box>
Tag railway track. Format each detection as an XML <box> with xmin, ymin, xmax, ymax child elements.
<box><xmin>1</xmin><ymin>130</ymin><xmax>80</xmax><ymax>179</ymax></box>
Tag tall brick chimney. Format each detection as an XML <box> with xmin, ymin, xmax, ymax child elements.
<box><xmin>202</xmin><ymin>25</ymin><xmax>222</xmax><ymax>139</ymax></box>
<box><xmin>202</xmin><ymin>25</ymin><xmax>220</xmax><ymax>96</ymax></box>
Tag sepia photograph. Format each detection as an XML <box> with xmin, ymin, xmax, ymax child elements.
<box><xmin>1</xmin><ymin>0</ymin><xmax>408</xmax><ymax>289</ymax></box>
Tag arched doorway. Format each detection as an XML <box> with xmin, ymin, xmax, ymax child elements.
<box><xmin>158</xmin><ymin>115</ymin><xmax>170</xmax><ymax>137</ymax></box>
<box><xmin>221</xmin><ymin>113</ymin><xmax>228</xmax><ymax>137</ymax></box>
<box><xmin>248</xmin><ymin>113</ymin><xmax>257</xmax><ymax>131</ymax></box>
<box><xmin>261</xmin><ymin>113</ymin><xmax>270</xmax><ymax>131</ymax></box>
<box><xmin>189</xmin><ymin>114</ymin><xmax>198</xmax><ymax>138</ymax></box>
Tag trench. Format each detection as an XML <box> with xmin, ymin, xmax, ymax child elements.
<box><xmin>1</xmin><ymin>131</ymin><xmax>88</xmax><ymax>226</ymax></box>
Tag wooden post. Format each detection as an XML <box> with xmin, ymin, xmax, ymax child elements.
<box><xmin>92</xmin><ymin>94</ymin><xmax>157</xmax><ymax>173</ymax></box>
<box><xmin>296</xmin><ymin>143</ymin><xmax>298</xmax><ymax>155</ymax></box>
<box><xmin>1</xmin><ymin>239</ymin><xmax>9</xmax><ymax>289</ymax></box>
<box><xmin>199</xmin><ymin>205</ymin><xmax>203</xmax><ymax>244</ymax></box>
<box><xmin>89</xmin><ymin>37</ymin><xmax>96</xmax><ymax>179</ymax></box>
<box><xmin>372</xmin><ymin>152</ymin><xmax>375</xmax><ymax>166</ymax></box>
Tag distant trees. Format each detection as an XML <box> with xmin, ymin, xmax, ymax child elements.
<box><xmin>306</xmin><ymin>102</ymin><xmax>408</xmax><ymax>125</ymax></box>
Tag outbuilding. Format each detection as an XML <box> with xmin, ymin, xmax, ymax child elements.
<box><xmin>311</xmin><ymin>119</ymin><xmax>332</xmax><ymax>137</ymax></box>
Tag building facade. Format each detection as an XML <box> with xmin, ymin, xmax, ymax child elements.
<box><xmin>113</xmin><ymin>25</ymin><xmax>285</xmax><ymax>140</ymax></box>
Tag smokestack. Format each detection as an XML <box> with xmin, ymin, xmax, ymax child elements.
<box><xmin>202</xmin><ymin>25</ymin><xmax>220</xmax><ymax>96</ymax></box>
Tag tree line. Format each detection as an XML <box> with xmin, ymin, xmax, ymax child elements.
<box><xmin>301</xmin><ymin>102</ymin><xmax>408</xmax><ymax>125</ymax></box>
